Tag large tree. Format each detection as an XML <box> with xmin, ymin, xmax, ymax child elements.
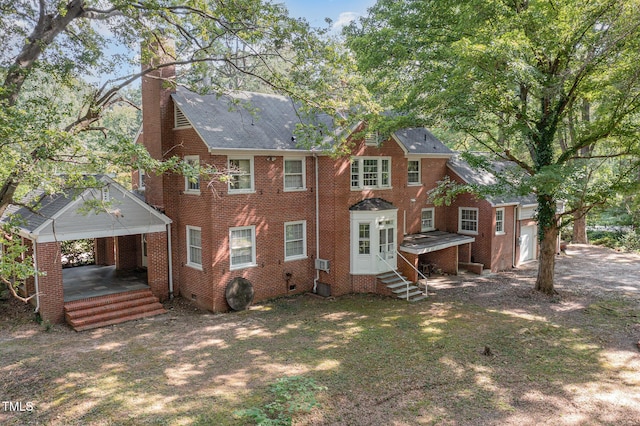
<box><xmin>345</xmin><ymin>0</ymin><xmax>640</xmax><ymax>294</ymax></box>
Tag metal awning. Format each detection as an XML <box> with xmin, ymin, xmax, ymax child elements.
<box><xmin>400</xmin><ymin>231</ymin><xmax>475</xmax><ymax>255</ymax></box>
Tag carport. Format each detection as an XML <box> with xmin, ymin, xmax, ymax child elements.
<box><xmin>2</xmin><ymin>175</ymin><xmax>172</xmax><ymax>324</ymax></box>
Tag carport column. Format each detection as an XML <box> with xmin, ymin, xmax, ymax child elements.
<box><xmin>94</xmin><ymin>237</ymin><xmax>115</xmax><ymax>266</ymax></box>
<box><xmin>116</xmin><ymin>235</ymin><xmax>137</xmax><ymax>271</ymax></box>
<box><xmin>36</xmin><ymin>241</ymin><xmax>65</xmax><ymax>323</ymax></box>
<box><xmin>146</xmin><ymin>231</ymin><xmax>169</xmax><ymax>301</ymax></box>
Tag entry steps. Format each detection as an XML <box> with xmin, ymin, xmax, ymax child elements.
<box><xmin>64</xmin><ymin>288</ymin><xmax>166</xmax><ymax>331</ymax></box>
<box><xmin>377</xmin><ymin>271</ymin><xmax>427</xmax><ymax>302</ymax></box>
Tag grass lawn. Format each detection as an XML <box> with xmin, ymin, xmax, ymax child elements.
<box><xmin>2</xmin><ymin>271</ymin><xmax>639</xmax><ymax>426</ymax></box>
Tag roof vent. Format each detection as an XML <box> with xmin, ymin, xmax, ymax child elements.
<box><xmin>174</xmin><ymin>105</ymin><xmax>191</xmax><ymax>129</ymax></box>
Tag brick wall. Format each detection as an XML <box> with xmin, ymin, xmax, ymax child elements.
<box><xmin>36</xmin><ymin>242</ymin><xmax>64</xmax><ymax>323</ymax></box>
<box><xmin>94</xmin><ymin>237</ymin><xmax>115</xmax><ymax>266</ymax></box>
<box><xmin>146</xmin><ymin>231</ymin><xmax>169</xmax><ymax>301</ymax></box>
<box><xmin>116</xmin><ymin>235</ymin><xmax>138</xmax><ymax>271</ymax></box>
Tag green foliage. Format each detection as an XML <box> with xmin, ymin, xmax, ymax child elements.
<box><xmin>235</xmin><ymin>376</ymin><xmax>326</xmax><ymax>425</ymax></box>
<box><xmin>427</xmin><ymin>176</ymin><xmax>474</xmax><ymax>207</ymax></box>
<box><xmin>588</xmin><ymin>229</ymin><xmax>640</xmax><ymax>253</ymax></box>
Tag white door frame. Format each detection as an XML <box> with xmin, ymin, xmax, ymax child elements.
<box><xmin>350</xmin><ymin>209</ymin><xmax>398</xmax><ymax>274</ymax></box>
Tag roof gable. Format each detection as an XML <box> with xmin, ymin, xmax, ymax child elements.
<box><xmin>392</xmin><ymin>128</ymin><xmax>454</xmax><ymax>156</ymax></box>
<box><xmin>2</xmin><ymin>176</ymin><xmax>171</xmax><ymax>242</ymax></box>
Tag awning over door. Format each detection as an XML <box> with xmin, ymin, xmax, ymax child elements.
<box><xmin>400</xmin><ymin>231</ymin><xmax>475</xmax><ymax>255</ymax></box>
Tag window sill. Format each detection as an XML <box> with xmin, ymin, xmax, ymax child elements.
<box><xmin>495</xmin><ymin>231</ymin><xmax>506</xmax><ymax>236</ymax></box>
<box><xmin>229</xmin><ymin>263</ymin><xmax>257</xmax><ymax>271</ymax></box>
<box><xmin>283</xmin><ymin>188</ymin><xmax>307</xmax><ymax>192</ymax></box>
<box><xmin>350</xmin><ymin>186</ymin><xmax>393</xmax><ymax>191</ymax></box>
<box><xmin>228</xmin><ymin>189</ymin><xmax>255</xmax><ymax>195</ymax></box>
<box><xmin>184</xmin><ymin>190</ymin><xmax>201</xmax><ymax>195</ymax></box>
<box><xmin>458</xmin><ymin>230</ymin><xmax>479</xmax><ymax>236</ymax></box>
<box><xmin>421</xmin><ymin>228</ymin><xmax>435</xmax><ymax>233</ymax></box>
<box><xmin>285</xmin><ymin>255</ymin><xmax>308</xmax><ymax>262</ymax></box>
<box><xmin>408</xmin><ymin>183</ymin><xmax>423</xmax><ymax>187</ymax></box>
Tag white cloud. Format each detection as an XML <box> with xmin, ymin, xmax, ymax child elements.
<box><xmin>332</xmin><ymin>11</ymin><xmax>360</xmax><ymax>31</ymax></box>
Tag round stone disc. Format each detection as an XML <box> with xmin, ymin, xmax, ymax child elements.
<box><xmin>225</xmin><ymin>277</ymin><xmax>255</xmax><ymax>311</ymax></box>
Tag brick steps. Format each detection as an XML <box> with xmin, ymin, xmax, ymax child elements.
<box><xmin>64</xmin><ymin>289</ymin><xmax>166</xmax><ymax>331</ymax></box>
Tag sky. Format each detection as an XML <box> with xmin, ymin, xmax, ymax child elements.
<box><xmin>280</xmin><ymin>0</ymin><xmax>376</xmax><ymax>31</ymax></box>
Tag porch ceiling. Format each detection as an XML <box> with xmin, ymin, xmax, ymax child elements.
<box><xmin>400</xmin><ymin>231</ymin><xmax>475</xmax><ymax>255</ymax></box>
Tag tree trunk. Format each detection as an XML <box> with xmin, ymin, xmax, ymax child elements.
<box><xmin>535</xmin><ymin>220</ymin><xmax>559</xmax><ymax>294</ymax></box>
<box><xmin>572</xmin><ymin>204</ymin><xmax>588</xmax><ymax>244</ymax></box>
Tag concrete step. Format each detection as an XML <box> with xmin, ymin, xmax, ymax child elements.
<box><xmin>395</xmin><ymin>289</ymin><xmax>424</xmax><ymax>300</ymax></box>
<box><xmin>391</xmin><ymin>285</ymin><xmax>419</xmax><ymax>294</ymax></box>
<box><xmin>408</xmin><ymin>294</ymin><xmax>428</xmax><ymax>302</ymax></box>
<box><xmin>386</xmin><ymin>281</ymin><xmax>410</xmax><ymax>290</ymax></box>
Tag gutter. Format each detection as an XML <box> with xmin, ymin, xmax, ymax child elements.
<box><xmin>167</xmin><ymin>223</ymin><xmax>174</xmax><ymax>299</ymax></box>
<box><xmin>512</xmin><ymin>205</ymin><xmax>518</xmax><ymax>268</ymax></box>
<box><xmin>313</xmin><ymin>152</ymin><xmax>320</xmax><ymax>293</ymax></box>
<box><xmin>32</xmin><ymin>239</ymin><xmax>40</xmax><ymax>313</ymax></box>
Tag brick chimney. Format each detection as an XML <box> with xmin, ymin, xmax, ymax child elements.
<box><xmin>140</xmin><ymin>38</ymin><xmax>176</xmax><ymax>210</ymax></box>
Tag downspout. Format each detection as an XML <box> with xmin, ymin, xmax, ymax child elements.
<box><xmin>32</xmin><ymin>239</ymin><xmax>40</xmax><ymax>313</ymax></box>
<box><xmin>313</xmin><ymin>152</ymin><xmax>320</xmax><ymax>293</ymax></box>
<box><xmin>512</xmin><ymin>205</ymin><xmax>518</xmax><ymax>268</ymax></box>
<box><xmin>167</xmin><ymin>223</ymin><xmax>174</xmax><ymax>299</ymax></box>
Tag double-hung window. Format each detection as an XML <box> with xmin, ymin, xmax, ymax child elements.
<box><xmin>284</xmin><ymin>158</ymin><xmax>305</xmax><ymax>191</ymax></box>
<box><xmin>184</xmin><ymin>156</ymin><xmax>200</xmax><ymax>194</ymax></box>
<box><xmin>186</xmin><ymin>226</ymin><xmax>202</xmax><ymax>269</ymax></box>
<box><xmin>459</xmin><ymin>207</ymin><xmax>479</xmax><ymax>235</ymax></box>
<box><xmin>284</xmin><ymin>221</ymin><xmax>306</xmax><ymax>260</ymax></box>
<box><xmin>407</xmin><ymin>160</ymin><xmax>421</xmax><ymax>185</ymax></box>
<box><xmin>230</xmin><ymin>226</ymin><xmax>256</xmax><ymax>269</ymax></box>
<box><xmin>350</xmin><ymin>157</ymin><xmax>391</xmax><ymax>189</ymax></box>
<box><xmin>421</xmin><ymin>208</ymin><xmax>435</xmax><ymax>232</ymax></box>
<box><xmin>495</xmin><ymin>208</ymin><xmax>505</xmax><ymax>235</ymax></box>
<box><xmin>228</xmin><ymin>158</ymin><xmax>254</xmax><ymax>193</ymax></box>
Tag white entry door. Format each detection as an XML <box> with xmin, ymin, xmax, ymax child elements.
<box><xmin>377</xmin><ymin>219</ymin><xmax>396</xmax><ymax>273</ymax></box>
<box><xmin>520</xmin><ymin>225</ymin><xmax>536</xmax><ymax>263</ymax></box>
<box><xmin>350</xmin><ymin>210</ymin><xmax>397</xmax><ymax>274</ymax></box>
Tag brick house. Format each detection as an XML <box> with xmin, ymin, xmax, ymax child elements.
<box><xmin>134</xmin><ymin>59</ymin><xmax>540</xmax><ymax>312</ymax></box>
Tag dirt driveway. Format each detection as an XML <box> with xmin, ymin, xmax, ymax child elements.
<box><xmin>1</xmin><ymin>244</ymin><xmax>639</xmax><ymax>425</ymax></box>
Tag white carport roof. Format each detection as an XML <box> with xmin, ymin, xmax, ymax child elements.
<box><xmin>1</xmin><ymin>175</ymin><xmax>171</xmax><ymax>243</ymax></box>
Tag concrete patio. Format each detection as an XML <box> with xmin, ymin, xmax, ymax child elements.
<box><xmin>62</xmin><ymin>265</ymin><xmax>148</xmax><ymax>302</ymax></box>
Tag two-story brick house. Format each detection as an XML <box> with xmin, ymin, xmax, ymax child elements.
<box><xmin>135</xmin><ymin>58</ymin><xmax>540</xmax><ymax>312</ymax></box>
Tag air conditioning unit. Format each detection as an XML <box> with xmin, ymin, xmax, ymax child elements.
<box><xmin>315</xmin><ymin>258</ymin><xmax>330</xmax><ymax>272</ymax></box>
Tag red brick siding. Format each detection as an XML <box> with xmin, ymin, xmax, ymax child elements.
<box><xmin>36</xmin><ymin>242</ymin><xmax>64</xmax><ymax>323</ymax></box>
<box><xmin>146</xmin><ymin>231</ymin><xmax>169</xmax><ymax>301</ymax></box>
<box><xmin>422</xmin><ymin>246</ymin><xmax>458</xmax><ymax>275</ymax></box>
<box><xmin>116</xmin><ymin>235</ymin><xmax>138</xmax><ymax>271</ymax></box>
<box><xmin>351</xmin><ymin>275</ymin><xmax>377</xmax><ymax>293</ymax></box>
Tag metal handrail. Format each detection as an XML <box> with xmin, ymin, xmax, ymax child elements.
<box><xmin>397</xmin><ymin>251</ymin><xmax>428</xmax><ymax>297</ymax></box>
<box><xmin>376</xmin><ymin>253</ymin><xmax>412</xmax><ymax>300</ymax></box>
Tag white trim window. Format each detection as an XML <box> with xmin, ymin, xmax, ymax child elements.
<box><xmin>421</xmin><ymin>208</ymin><xmax>435</xmax><ymax>232</ymax></box>
<box><xmin>407</xmin><ymin>160</ymin><xmax>421</xmax><ymax>185</ymax></box>
<box><xmin>230</xmin><ymin>226</ymin><xmax>256</xmax><ymax>269</ymax></box>
<box><xmin>284</xmin><ymin>221</ymin><xmax>307</xmax><ymax>260</ymax></box>
<box><xmin>186</xmin><ymin>226</ymin><xmax>203</xmax><ymax>269</ymax></box>
<box><xmin>358</xmin><ymin>223</ymin><xmax>371</xmax><ymax>254</ymax></box>
<box><xmin>184</xmin><ymin>155</ymin><xmax>200</xmax><ymax>194</ymax></box>
<box><xmin>459</xmin><ymin>207</ymin><xmax>479</xmax><ymax>235</ymax></box>
<box><xmin>138</xmin><ymin>169</ymin><xmax>146</xmax><ymax>190</ymax></box>
<box><xmin>228</xmin><ymin>158</ymin><xmax>254</xmax><ymax>193</ymax></box>
<box><xmin>350</xmin><ymin>157</ymin><xmax>391</xmax><ymax>189</ymax></box>
<box><xmin>495</xmin><ymin>208</ymin><xmax>505</xmax><ymax>235</ymax></box>
<box><xmin>284</xmin><ymin>158</ymin><xmax>306</xmax><ymax>191</ymax></box>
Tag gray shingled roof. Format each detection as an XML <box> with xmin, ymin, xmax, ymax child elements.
<box><xmin>1</xmin><ymin>175</ymin><xmax>171</xmax><ymax>241</ymax></box>
<box><xmin>172</xmin><ymin>87</ymin><xmax>334</xmax><ymax>151</ymax></box>
<box><xmin>447</xmin><ymin>154</ymin><xmax>537</xmax><ymax>207</ymax></box>
<box><xmin>350</xmin><ymin>198</ymin><xmax>397</xmax><ymax>211</ymax></box>
<box><xmin>393</xmin><ymin>128</ymin><xmax>454</xmax><ymax>156</ymax></box>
